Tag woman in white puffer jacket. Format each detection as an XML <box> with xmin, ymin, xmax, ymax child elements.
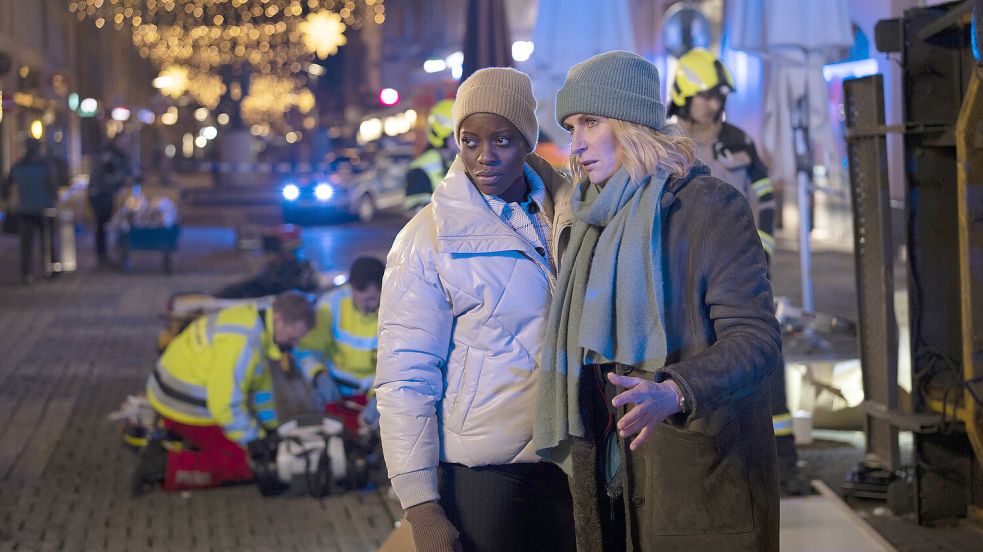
<box><xmin>375</xmin><ymin>68</ymin><xmax>574</xmax><ymax>552</ymax></box>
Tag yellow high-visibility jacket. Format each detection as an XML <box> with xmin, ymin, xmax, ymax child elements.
<box><xmin>403</xmin><ymin>148</ymin><xmax>447</xmax><ymax>211</ymax></box>
<box><xmin>146</xmin><ymin>303</ymin><xmax>281</xmax><ymax>445</ymax></box>
<box><xmin>295</xmin><ymin>285</ymin><xmax>378</xmax><ymax>395</ymax></box>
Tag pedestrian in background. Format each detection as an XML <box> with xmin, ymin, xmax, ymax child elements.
<box><xmin>537</xmin><ymin>50</ymin><xmax>782</xmax><ymax>551</ymax></box>
<box><xmin>88</xmin><ymin>133</ymin><xmax>130</xmax><ymax>266</ymax></box>
<box><xmin>1</xmin><ymin>138</ymin><xmax>58</xmax><ymax>285</ymax></box>
<box><xmin>376</xmin><ymin>67</ymin><xmax>575</xmax><ymax>552</ymax></box>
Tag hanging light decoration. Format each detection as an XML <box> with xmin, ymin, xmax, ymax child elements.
<box><xmin>299</xmin><ymin>10</ymin><xmax>347</xmax><ymax>59</ymax></box>
<box><xmin>69</xmin><ymin>1</ymin><xmax>386</xmax><ymax>126</ymax></box>
<box><xmin>152</xmin><ymin>64</ymin><xmax>190</xmax><ymax>99</ymax></box>
<box><xmin>130</xmin><ymin>19</ymin><xmax>308</xmax><ymax>75</ymax></box>
<box><xmin>68</xmin><ymin>0</ymin><xmax>385</xmax><ymax>73</ymax></box>
<box><xmin>240</xmin><ymin>74</ymin><xmax>316</xmax><ymax>125</ymax></box>
<box><xmin>152</xmin><ymin>64</ymin><xmax>227</xmax><ymax>109</ymax></box>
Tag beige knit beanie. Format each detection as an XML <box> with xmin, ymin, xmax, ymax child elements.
<box><xmin>453</xmin><ymin>67</ymin><xmax>539</xmax><ymax>150</ymax></box>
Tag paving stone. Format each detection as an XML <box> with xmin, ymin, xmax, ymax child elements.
<box><xmin>0</xmin><ymin>227</ymin><xmax>404</xmax><ymax>551</ymax></box>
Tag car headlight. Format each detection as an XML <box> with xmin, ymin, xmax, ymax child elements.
<box><xmin>314</xmin><ymin>183</ymin><xmax>334</xmax><ymax>200</ymax></box>
<box><xmin>282</xmin><ymin>184</ymin><xmax>300</xmax><ymax>201</ymax></box>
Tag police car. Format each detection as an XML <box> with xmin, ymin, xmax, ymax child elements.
<box><xmin>280</xmin><ymin>147</ymin><xmax>412</xmax><ymax>224</ymax></box>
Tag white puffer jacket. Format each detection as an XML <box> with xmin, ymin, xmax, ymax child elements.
<box><xmin>376</xmin><ymin>154</ymin><xmax>572</xmax><ymax>510</ymax></box>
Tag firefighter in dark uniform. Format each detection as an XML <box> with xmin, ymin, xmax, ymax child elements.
<box><xmin>403</xmin><ymin>99</ymin><xmax>457</xmax><ymax>215</ymax></box>
<box><xmin>669</xmin><ymin>48</ymin><xmax>808</xmax><ymax>495</ymax></box>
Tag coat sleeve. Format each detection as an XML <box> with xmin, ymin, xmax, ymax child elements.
<box><xmin>661</xmin><ymin>181</ymin><xmax>782</xmax><ymax>421</ymax></box>
<box><xmin>206</xmin><ymin>333</ymin><xmax>263</xmax><ymax>445</ymax></box>
<box><xmin>375</xmin><ymin>233</ymin><xmax>453</xmax><ymax>510</ymax></box>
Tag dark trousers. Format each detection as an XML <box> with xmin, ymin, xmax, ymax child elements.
<box><xmin>89</xmin><ymin>193</ymin><xmax>114</xmax><ymax>258</ymax></box>
<box><xmin>768</xmin><ymin>362</ymin><xmax>800</xmax><ymax>474</ymax></box>
<box><xmin>569</xmin><ymin>363</ymin><xmax>628</xmax><ymax>552</ymax></box>
<box><xmin>767</xmin><ymin>253</ymin><xmax>800</xmax><ymax>476</ymax></box>
<box><xmin>439</xmin><ymin>461</ymin><xmax>575</xmax><ymax>552</ymax></box>
<box><xmin>17</xmin><ymin>214</ymin><xmax>56</xmax><ymax>277</ymax></box>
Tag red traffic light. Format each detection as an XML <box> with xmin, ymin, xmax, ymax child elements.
<box><xmin>378</xmin><ymin>87</ymin><xmax>399</xmax><ymax>106</ymax></box>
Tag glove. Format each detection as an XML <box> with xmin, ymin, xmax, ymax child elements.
<box><xmin>404</xmin><ymin>501</ymin><xmax>462</xmax><ymax>552</ymax></box>
<box><xmin>313</xmin><ymin>372</ymin><xmax>341</xmax><ymax>407</ymax></box>
<box><xmin>358</xmin><ymin>396</ymin><xmax>379</xmax><ymax>429</ymax></box>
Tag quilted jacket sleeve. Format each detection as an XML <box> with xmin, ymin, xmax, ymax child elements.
<box><xmin>375</xmin><ymin>226</ymin><xmax>453</xmax><ymax>510</ymax></box>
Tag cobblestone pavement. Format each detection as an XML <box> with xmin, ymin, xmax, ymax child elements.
<box><xmin>0</xmin><ymin>222</ymin><xmax>402</xmax><ymax>552</ymax></box>
<box><xmin>6</xmin><ymin>213</ymin><xmax>972</xmax><ymax>551</ymax></box>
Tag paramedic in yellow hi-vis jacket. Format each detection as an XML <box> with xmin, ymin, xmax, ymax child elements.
<box><xmin>294</xmin><ymin>257</ymin><xmax>384</xmax><ymax>430</ymax></box>
<box><xmin>404</xmin><ymin>99</ymin><xmax>457</xmax><ymax>214</ymax></box>
<box><xmin>134</xmin><ymin>290</ymin><xmax>315</xmax><ymax>495</ymax></box>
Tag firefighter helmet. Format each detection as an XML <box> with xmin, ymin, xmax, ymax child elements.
<box><xmin>670</xmin><ymin>48</ymin><xmax>735</xmax><ymax>108</ymax></box>
<box><xmin>426</xmin><ymin>99</ymin><xmax>455</xmax><ymax>149</ymax></box>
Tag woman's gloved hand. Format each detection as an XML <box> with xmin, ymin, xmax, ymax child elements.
<box><xmin>404</xmin><ymin>501</ymin><xmax>463</xmax><ymax>552</ymax></box>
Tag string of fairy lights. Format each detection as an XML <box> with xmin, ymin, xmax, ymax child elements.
<box><xmin>68</xmin><ymin>0</ymin><xmax>385</xmax><ymax>126</ymax></box>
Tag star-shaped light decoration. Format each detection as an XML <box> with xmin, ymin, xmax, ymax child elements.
<box><xmin>299</xmin><ymin>10</ymin><xmax>348</xmax><ymax>60</ymax></box>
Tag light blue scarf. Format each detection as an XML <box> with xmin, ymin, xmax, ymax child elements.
<box><xmin>535</xmin><ymin>166</ymin><xmax>669</xmax><ymax>461</ymax></box>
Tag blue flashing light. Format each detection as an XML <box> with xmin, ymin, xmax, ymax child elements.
<box><xmin>314</xmin><ymin>183</ymin><xmax>334</xmax><ymax>200</ymax></box>
<box><xmin>282</xmin><ymin>184</ymin><xmax>300</xmax><ymax>201</ymax></box>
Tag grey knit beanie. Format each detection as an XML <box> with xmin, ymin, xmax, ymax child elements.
<box><xmin>555</xmin><ymin>50</ymin><xmax>667</xmax><ymax>132</ymax></box>
<box><xmin>453</xmin><ymin>67</ymin><xmax>539</xmax><ymax>150</ymax></box>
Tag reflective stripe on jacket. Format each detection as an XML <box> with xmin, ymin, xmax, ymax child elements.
<box><xmin>404</xmin><ymin>148</ymin><xmax>448</xmax><ymax>210</ymax></box>
<box><xmin>295</xmin><ymin>285</ymin><xmax>378</xmax><ymax>394</ymax></box>
<box><xmin>409</xmin><ymin>148</ymin><xmax>446</xmax><ymax>192</ymax></box>
<box><xmin>147</xmin><ymin>304</ymin><xmax>281</xmax><ymax>445</ymax></box>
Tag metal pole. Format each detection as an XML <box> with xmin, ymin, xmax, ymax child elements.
<box><xmin>797</xmin><ymin>166</ymin><xmax>814</xmax><ymax>317</ymax></box>
<box><xmin>791</xmin><ymin>77</ymin><xmax>815</xmax><ymax>327</ymax></box>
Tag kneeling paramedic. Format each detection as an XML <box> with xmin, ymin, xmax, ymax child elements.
<box><xmin>294</xmin><ymin>257</ymin><xmax>383</xmax><ymax>432</ymax></box>
<box><xmin>135</xmin><ymin>290</ymin><xmax>316</xmax><ymax>494</ymax></box>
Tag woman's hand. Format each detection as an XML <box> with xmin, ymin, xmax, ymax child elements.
<box><xmin>607</xmin><ymin>372</ymin><xmax>683</xmax><ymax>451</ymax></box>
<box><xmin>404</xmin><ymin>501</ymin><xmax>463</xmax><ymax>552</ymax></box>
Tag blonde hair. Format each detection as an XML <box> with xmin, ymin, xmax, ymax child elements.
<box><xmin>569</xmin><ymin>119</ymin><xmax>697</xmax><ymax>183</ymax></box>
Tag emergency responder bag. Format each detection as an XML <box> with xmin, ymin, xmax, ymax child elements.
<box><xmin>249</xmin><ymin>413</ymin><xmax>368</xmax><ymax>498</ymax></box>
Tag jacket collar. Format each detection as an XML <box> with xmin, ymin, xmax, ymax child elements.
<box><xmin>262</xmin><ymin>307</ymin><xmax>283</xmax><ymax>362</ymax></box>
<box><xmin>660</xmin><ymin>161</ymin><xmax>711</xmax><ymax>210</ymax></box>
<box><xmin>527</xmin><ymin>153</ymin><xmax>572</xmax><ymax>228</ymax></box>
<box><xmin>432</xmin><ymin>153</ymin><xmax>572</xmax><ymax>255</ymax></box>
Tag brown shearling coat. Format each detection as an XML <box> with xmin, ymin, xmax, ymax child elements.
<box><xmin>568</xmin><ymin>165</ymin><xmax>782</xmax><ymax>551</ymax></box>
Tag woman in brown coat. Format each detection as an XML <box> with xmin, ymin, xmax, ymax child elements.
<box><xmin>535</xmin><ymin>50</ymin><xmax>781</xmax><ymax>551</ymax></box>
